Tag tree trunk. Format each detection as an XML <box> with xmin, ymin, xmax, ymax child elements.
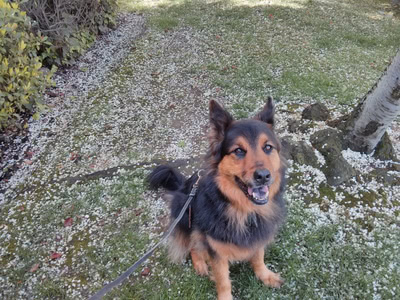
<box><xmin>345</xmin><ymin>50</ymin><xmax>400</xmax><ymax>154</ymax></box>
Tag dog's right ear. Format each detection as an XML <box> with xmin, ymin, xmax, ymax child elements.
<box><xmin>209</xmin><ymin>100</ymin><xmax>233</xmax><ymax>143</ymax></box>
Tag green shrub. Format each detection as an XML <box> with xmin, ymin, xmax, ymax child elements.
<box><xmin>0</xmin><ymin>0</ymin><xmax>55</xmax><ymax>129</ymax></box>
<box><xmin>20</xmin><ymin>0</ymin><xmax>118</xmax><ymax>65</ymax></box>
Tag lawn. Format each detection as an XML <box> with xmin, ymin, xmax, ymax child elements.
<box><xmin>1</xmin><ymin>0</ymin><xmax>399</xmax><ymax>299</ymax></box>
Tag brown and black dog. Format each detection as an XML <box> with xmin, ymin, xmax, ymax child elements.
<box><xmin>148</xmin><ymin>98</ymin><xmax>286</xmax><ymax>300</ymax></box>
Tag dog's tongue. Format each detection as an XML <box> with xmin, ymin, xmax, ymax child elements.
<box><xmin>248</xmin><ymin>186</ymin><xmax>269</xmax><ymax>201</ymax></box>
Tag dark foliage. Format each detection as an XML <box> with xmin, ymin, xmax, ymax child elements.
<box><xmin>19</xmin><ymin>0</ymin><xmax>117</xmax><ymax>65</ymax></box>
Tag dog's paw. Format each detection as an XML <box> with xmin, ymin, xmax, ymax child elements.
<box><xmin>193</xmin><ymin>260</ymin><xmax>209</xmax><ymax>276</ymax></box>
<box><xmin>217</xmin><ymin>292</ymin><xmax>233</xmax><ymax>300</ymax></box>
<box><xmin>261</xmin><ymin>271</ymin><xmax>284</xmax><ymax>288</ymax></box>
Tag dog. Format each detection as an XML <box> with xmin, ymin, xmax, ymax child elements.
<box><xmin>148</xmin><ymin>97</ymin><xmax>286</xmax><ymax>300</ymax></box>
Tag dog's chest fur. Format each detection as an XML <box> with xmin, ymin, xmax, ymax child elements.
<box><xmin>192</xmin><ymin>178</ymin><xmax>285</xmax><ymax>248</ymax></box>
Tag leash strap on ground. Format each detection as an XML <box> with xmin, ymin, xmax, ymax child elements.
<box><xmin>88</xmin><ymin>171</ymin><xmax>202</xmax><ymax>300</ymax></box>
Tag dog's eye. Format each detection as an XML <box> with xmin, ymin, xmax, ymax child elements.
<box><xmin>263</xmin><ymin>144</ymin><xmax>273</xmax><ymax>154</ymax></box>
<box><xmin>233</xmin><ymin>148</ymin><xmax>246</xmax><ymax>158</ymax></box>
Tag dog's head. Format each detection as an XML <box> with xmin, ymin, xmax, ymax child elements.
<box><xmin>207</xmin><ymin>98</ymin><xmax>284</xmax><ymax>206</ymax></box>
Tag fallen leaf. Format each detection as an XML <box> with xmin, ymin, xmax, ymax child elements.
<box><xmin>70</xmin><ymin>152</ymin><xmax>80</xmax><ymax>161</ymax></box>
<box><xmin>141</xmin><ymin>267</ymin><xmax>151</xmax><ymax>276</ymax></box>
<box><xmin>231</xmin><ymin>65</ymin><xmax>237</xmax><ymax>69</ymax></box>
<box><xmin>46</xmin><ymin>91</ymin><xmax>59</xmax><ymax>97</ymax></box>
<box><xmin>30</xmin><ymin>263</ymin><xmax>40</xmax><ymax>272</ymax></box>
<box><xmin>25</xmin><ymin>151</ymin><xmax>34</xmax><ymax>159</ymax></box>
<box><xmin>50</xmin><ymin>252</ymin><xmax>62</xmax><ymax>260</ymax></box>
<box><xmin>64</xmin><ymin>217</ymin><xmax>73</xmax><ymax>227</ymax></box>
<box><xmin>24</xmin><ymin>160</ymin><xmax>33</xmax><ymax>165</ymax></box>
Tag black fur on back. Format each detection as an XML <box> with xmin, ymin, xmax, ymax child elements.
<box><xmin>147</xmin><ymin>164</ymin><xmax>286</xmax><ymax>249</ymax></box>
<box><xmin>147</xmin><ymin>165</ymin><xmax>186</xmax><ymax>191</ymax></box>
<box><xmin>169</xmin><ymin>169</ymin><xmax>286</xmax><ymax>249</ymax></box>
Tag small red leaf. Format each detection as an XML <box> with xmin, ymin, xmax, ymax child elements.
<box><xmin>30</xmin><ymin>263</ymin><xmax>40</xmax><ymax>272</ymax></box>
<box><xmin>141</xmin><ymin>267</ymin><xmax>151</xmax><ymax>276</ymax></box>
<box><xmin>134</xmin><ymin>208</ymin><xmax>143</xmax><ymax>216</ymax></box>
<box><xmin>64</xmin><ymin>217</ymin><xmax>73</xmax><ymax>227</ymax></box>
<box><xmin>46</xmin><ymin>91</ymin><xmax>59</xmax><ymax>97</ymax></box>
<box><xmin>70</xmin><ymin>152</ymin><xmax>80</xmax><ymax>161</ymax></box>
<box><xmin>50</xmin><ymin>252</ymin><xmax>62</xmax><ymax>260</ymax></box>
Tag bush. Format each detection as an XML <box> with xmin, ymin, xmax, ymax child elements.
<box><xmin>0</xmin><ymin>0</ymin><xmax>55</xmax><ymax>129</ymax></box>
<box><xmin>20</xmin><ymin>0</ymin><xmax>118</xmax><ymax>65</ymax></box>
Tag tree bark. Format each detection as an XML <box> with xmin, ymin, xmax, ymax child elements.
<box><xmin>345</xmin><ymin>50</ymin><xmax>400</xmax><ymax>154</ymax></box>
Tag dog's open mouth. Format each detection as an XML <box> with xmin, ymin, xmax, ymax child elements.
<box><xmin>235</xmin><ymin>177</ymin><xmax>269</xmax><ymax>205</ymax></box>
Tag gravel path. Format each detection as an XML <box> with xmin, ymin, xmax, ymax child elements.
<box><xmin>0</xmin><ymin>12</ymin><xmax>232</xmax><ymax>298</ymax></box>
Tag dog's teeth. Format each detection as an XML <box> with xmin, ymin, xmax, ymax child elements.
<box><xmin>253</xmin><ymin>192</ymin><xmax>262</xmax><ymax>200</ymax></box>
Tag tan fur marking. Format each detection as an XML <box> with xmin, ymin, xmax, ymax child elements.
<box><xmin>168</xmin><ymin>228</ymin><xmax>190</xmax><ymax>263</ymax></box>
<box><xmin>210</xmin><ymin>257</ymin><xmax>232</xmax><ymax>300</ymax></box>
<box><xmin>189</xmin><ymin>231</ymin><xmax>210</xmax><ymax>275</ymax></box>
<box><xmin>207</xmin><ymin>236</ymin><xmax>264</xmax><ymax>262</ymax></box>
<box><xmin>191</xmin><ymin>250</ymin><xmax>209</xmax><ymax>276</ymax></box>
<box><xmin>250</xmin><ymin>248</ymin><xmax>283</xmax><ymax>288</ymax></box>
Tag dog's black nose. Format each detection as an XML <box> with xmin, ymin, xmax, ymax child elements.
<box><xmin>254</xmin><ymin>169</ymin><xmax>270</xmax><ymax>185</ymax></box>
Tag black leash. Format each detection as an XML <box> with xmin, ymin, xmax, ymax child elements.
<box><xmin>88</xmin><ymin>171</ymin><xmax>203</xmax><ymax>300</ymax></box>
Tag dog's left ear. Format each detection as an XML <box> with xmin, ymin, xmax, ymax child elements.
<box><xmin>255</xmin><ymin>96</ymin><xmax>274</xmax><ymax>128</ymax></box>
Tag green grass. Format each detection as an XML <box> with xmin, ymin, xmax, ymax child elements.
<box><xmin>2</xmin><ymin>0</ymin><xmax>399</xmax><ymax>299</ymax></box>
<box><xmin>99</xmin><ymin>195</ymin><xmax>400</xmax><ymax>299</ymax></box>
<box><xmin>120</xmin><ymin>0</ymin><xmax>399</xmax><ymax>107</ymax></box>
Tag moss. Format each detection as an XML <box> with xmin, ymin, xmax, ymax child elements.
<box><xmin>0</xmin><ymin>238</ymin><xmax>17</xmax><ymax>268</ymax></box>
<box><xmin>287</xmin><ymin>171</ymin><xmax>303</xmax><ymax>186</ymax></box>
<box><xmin>339</xmin><ymin>190</ymin><xmax>379</xmax><ymax>208</ymax></box>
<box><xmin>318</xmin><ymin>184</ymin><xmax>336</xmax><ymax>200</ymax></box>
<box><xmin>65</xmin><ymin>231</ymin><xmax>90</xmax><ymax>268</ymax></box>
<box><xmin>285</xmin><ymin>103</ymin><xmax>303</xmax><ymax>113</ymax></box>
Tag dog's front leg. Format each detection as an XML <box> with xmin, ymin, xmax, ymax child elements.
<box><xmin>211</xmin><ymin>256</ymin><xmax>232</xmax><ymax>300</ymax></box>
<box><xmin>250</xmin><ymin>248</ymin><xmax>283</xmax><ymax>288</ymax></box>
